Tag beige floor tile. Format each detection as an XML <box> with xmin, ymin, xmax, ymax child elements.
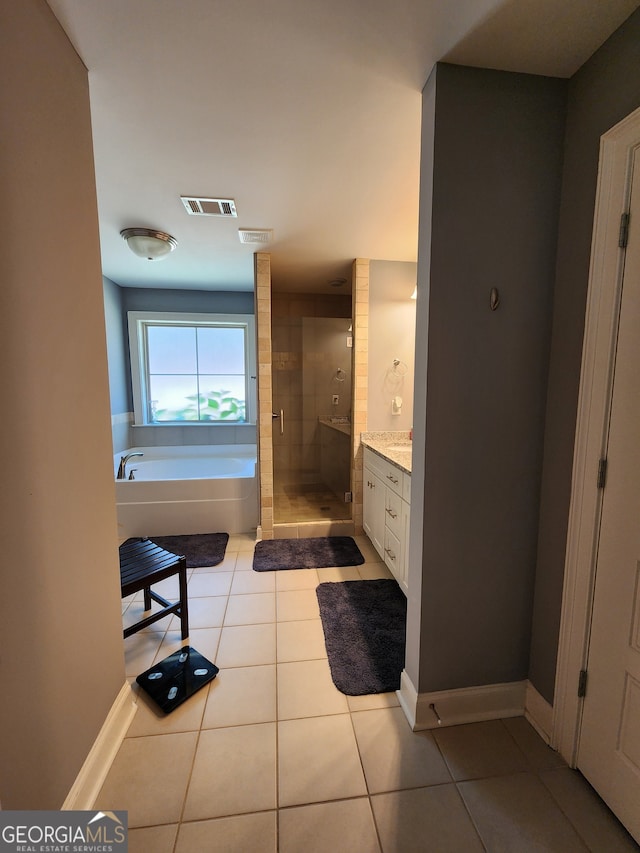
<box><xmin>95</xmin><ymin>731</ymin><xmax>198</xmax><ymax>827</ymax></box>
<box><xmin>279</xmin><ymin>798</ymin><xmax>381</xmax><ymax>853</ymax></box>
<box><xmin>175</xmin><ymin>812</ymin><xmax>277</xmax><ymax>853</ymax></box>
<box><xmin>351</xmin><ymin>706</ymin><xmax>451</xmax><ymax>794</ymax></box>
<box><xmin>503</xmin><ymin>716</ymin><xmax>566</xmax><ymax>771</ymax></box>
<box><xmin>278</xmin><ymin>714</ymin><xmax>367</xmax><ymax>807</ymax></box>
<box><xmin>216</xmin><ymin>623</ymin><xmax>276</xmax><ymax>667</ymax></box>
<box><xmin>182</xmin><ymin>723</ymin><xmax>277</xmax><ymax>821</ymax></box>
<box><xmin>277</xmin><ymin>659</ymin><xmax>349</xmax><ymax>719</ymax></box>
<box><xmin>122</xmin><ymin>601</ymin><xmax>171</xmax><ymax>633</ymax></box>
<box><xmin>234</xmin><ymin>552</ymin><xmax>255</xmax><ymax>571</ymax></box>
<box><xmin>275</xmin><ymin>568</ymin><xmax>320</xmax><ymax>591</ymax></box>
<box><xmin>540</xmin><ymin>767</ymin><xmax>640</xmax><ymax>852</ymax></box>
<box><xmin>358</xmin><ymin>562</ymin><xmax>394</xmax><ymax>581</ymax></box>
<box><xmin>227</xmin><ymin>532</ymin><xmax>258</xmax><ymax>551</ymax></box>
<box><xmin>354</xmin><ymin>536</ymin><xmax>382</xmax><ymax>561</ymax></box>
<box><xmin>316</xmin><ymin>565</ymin><xmax>362</xmax><ymax>581</ymax></box>
<box><xmin>124</xmin><ymin>631</ymin><xmax>165</xmax><ymax>677</ymax></box>
<box><xmin>433</xmin><ymin>718</ymin><xmax>530</xmax><ymax>781</ymax></box>
<box><xmin>169</xmin><ymin>595</ymin><xmax>227</xmax><ymax>631</ymax></box>
<box><xmin>127</xmin><ymin>681</ymin><xmax>209</xmax><ymax>736</ymax></box>
<box><xmin>371</xmin><ymin>784</ymin><xmax>485</xmax><ymax>853</ymax></box>
<box><xmin>277</xmin><ymin>588</ymin><xmax>321</xmax><ymax>621</ymax></box>
<box><xmin>128</xmin><ymin>824</ymin><xmax>178</xmax><ymax>853</ymax></box>
<box><xmin>231</xmin><ymin>570</ymin><xmax>276</xmax><ymax>594</ymax></box>
<box><xmin>202</xmin><ymin>664</ymin><xmax>276</xmax><ymax>728</ymax></box>
<box><xmin>347</xmin><ymin>691</ymin><xmax>400</xmax><ymax>712</ymax></box>
<box><xmin>276</xmin><ymin>619</ymin><xmax>327</xmax><ymax>662</ymax></box>
<box><xmin>224</xmin><ymin>592</ymin><xmax>276</xmax><ymax>625</ymax></box>
<box><xmin>160</xmin><ymin>627</ymin><xmax>221</xmax><ymax>663</ymax></box>
<box><xmin>188</xmin><ymin>571</ymin><xmax>233</xmax><ymax>597</ymax></box>
<box><xmin>458</xmin><ymin>772</ymin><xmax>590</xmax><ymax>852</ymax></box>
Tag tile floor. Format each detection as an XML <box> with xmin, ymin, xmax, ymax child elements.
<box><xmin>274</xmin><ymin>484</ymin><xmax>352</xmax><ymax>523</ymax></box>
<box><xmin>98</xmin><ymin>533</ymin><xmax>639</xmax><ymax>852</ymax></box>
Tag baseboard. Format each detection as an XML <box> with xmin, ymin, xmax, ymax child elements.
<box><xmin>62</xmin><ymin>682</ymin><xmax>137</xmax><ymax>810</ymax></box>
<box><xmin>397</xmin><ymin>669</ymin><xmax>527</xmax><ymax>730</ymax></box>
<box><xmin>524</xmin><ymin>680</ymin><xmax>554</xmax><ymax>744</ymax></box>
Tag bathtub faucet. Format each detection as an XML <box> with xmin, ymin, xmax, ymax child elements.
<box><xmin>117</xmin><ymin>452</ymin><xmax>144</xmax><ymax>480</ymax></box>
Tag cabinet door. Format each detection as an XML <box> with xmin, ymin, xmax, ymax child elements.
<box><xmin>399</xmin><ymin>498</ymin><xmax>410</xmax><ymax>594</ymax></box>
<box><xmin>363</xmin><ymin>467</ymin><xmax>385</xmax><ymax>557</ymax></box>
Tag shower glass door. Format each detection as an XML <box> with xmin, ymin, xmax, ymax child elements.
<box><xmin>272</xmin><ymin>314</ymin><xmax>352</xmax><ymax>523</ymax></box>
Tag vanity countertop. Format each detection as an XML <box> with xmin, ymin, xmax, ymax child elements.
<box><xmin>361</xmin><ymin>431</ymin><xmax>412</xmax><ymax>475</ymax></box>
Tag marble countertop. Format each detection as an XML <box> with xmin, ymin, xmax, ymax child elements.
<box><xmin>360</xmin><ymin>430</ymin><xmax>412</xmax><ymax>475</ymax></box>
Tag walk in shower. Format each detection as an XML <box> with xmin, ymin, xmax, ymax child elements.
<box><xmin>271</xmin><ymin>309</ymin><xmax>353</xmax><ymax>523</ymax></box>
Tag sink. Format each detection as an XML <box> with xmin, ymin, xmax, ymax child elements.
<box><xmin>387</xmin><ymin>444</ymin><xmax>412</xmax><ymax>452</ymax></box>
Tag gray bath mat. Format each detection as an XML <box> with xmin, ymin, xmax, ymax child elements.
<box><xmin>316</xmin><ymin>579</ymin><xmax>406</xmax><ymax>695</ymax></box>
<box><xmin>141</xmin><ymin>532</ymin><xmax>229</xmax><ymax>568</ymax></box>
<box><xmin>252</xmin><ymin>536</ymin><xmax>364</xmax><ymax>572</ymax></box>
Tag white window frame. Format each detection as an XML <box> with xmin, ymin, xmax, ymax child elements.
<box><xmin>128</xmin><ymin>311</ymin><xmax>256</xmax><ymax>426</ymax></box>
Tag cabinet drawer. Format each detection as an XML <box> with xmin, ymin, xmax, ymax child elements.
<box><xmin>383</xmin><ymin>527</ymin><xmax>402</xmax><ymax>579</ymax></box>
<box><xmin>384</xmin><ymin>489</ymin><xmax>403</xmax><ymax>537</ymax></box>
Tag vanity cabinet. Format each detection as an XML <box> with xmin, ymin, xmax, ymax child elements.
<box><xmin>363</xmin><ymin>447</ymin><xmax>410</xmax><ymax>594</ymax></box>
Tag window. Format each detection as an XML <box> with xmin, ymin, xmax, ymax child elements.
<box><xmin>128</xmin><ymin>312</ymin><xmax>256</xmax><ymax>425</ymax></box>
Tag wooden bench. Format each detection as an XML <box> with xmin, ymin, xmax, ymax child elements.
<box><xmin>119</xmin><ymin>538</ymin><xmax>189</xmax><ymax>640</ymax></box>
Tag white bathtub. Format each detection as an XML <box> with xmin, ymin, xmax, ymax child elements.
<box><xmin>114</xmin><ymin>445</ymin><xmax>258</xmax><ymax>538</ymax></box>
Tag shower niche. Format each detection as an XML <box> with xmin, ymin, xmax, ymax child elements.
<box><xmin>271</xmin><ymin>296</ymin><xmax>353</xmax><ymax>524</ymax></box>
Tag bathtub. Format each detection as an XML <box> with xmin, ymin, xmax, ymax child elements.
<box><xmin>114</xmin><ymin>445</ymin><xmax>258</xmax><ymax>538</ymax></box>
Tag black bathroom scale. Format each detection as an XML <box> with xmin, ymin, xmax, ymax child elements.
<box><xmin>136</xmin><ymin>646</ymin><xmax>219</xmax><ymax>714</ymax></box>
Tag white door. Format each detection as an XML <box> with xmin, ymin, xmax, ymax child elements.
<box><xmin>577</xmin><ymin>143</ymin><xmax>640</xmax><ymax>843</ymax></box>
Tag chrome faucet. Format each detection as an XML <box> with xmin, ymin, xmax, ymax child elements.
<box><xmin>117</xmin><ymin>452</ymin><xmax>143</xmax><ymax>479</ymax></box>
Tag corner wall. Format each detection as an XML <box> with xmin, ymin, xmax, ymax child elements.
<box><xmin>0</xmin><ymin>0</ymin><xmax>125</xmax><ymax>807</ymax></box>
<box><xmin>415</xmin><ymin>64</ymin><xmax>567</xmax><ymax>692</ymax></box>
<box><xmin>530</xmin><ymin>7</ymin><xmax>640</xmax><ymax>703</ymax></box>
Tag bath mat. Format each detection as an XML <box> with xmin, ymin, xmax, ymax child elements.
<box><xmin>316</xmin><ymin>579</ymin><xmax>406</xmax><ymax>695</ymax></box>
<box><xmin>252</xmin><ymin>536</ymin><xmax>364</xmax><ymax>572</ymax></box>
<box><xmin>146</xmin><ymin>532</ymin><xmax>229</xmax><ymax>568</ymax></box>
<box><xmin>136</xmin><ymin>646</ymin><xmax>219</xmax><ymax>714</ymax></box>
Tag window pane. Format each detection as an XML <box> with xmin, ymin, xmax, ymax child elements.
<box><xmin>149</xmin><ymin>375</ymin><xmax>199</xmax><ymax>421</ymax></box>
<box><xmin>198</xmin><ymin>375</ymin><xmax>246</xmax><ymax>421</ymax></box>
<box><xmin>197</xmin><ymin>327</ymin><xmax>245</xmax><ymax>374</ymax></box>
<box><xmin>147</xmin><ymin>326</ymin><xmax>197</xmax><ymax>374</ymax></box>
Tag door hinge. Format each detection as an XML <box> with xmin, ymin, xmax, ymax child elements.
<box><xmin>619</xmin><ymin>212</ymin><xmax>630</xmax><ymax>248</ymax></box>
<box><xmin>578</xmin><ymin>669</ymin><xmax>588</xmax><ymax>698</ymax></box>
<box><xmin>597</xmin><ymin>457</ymin><xmax>607</xmax><ymax>490</ymax></box>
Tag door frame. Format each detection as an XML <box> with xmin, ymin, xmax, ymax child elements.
<box><xmin>552</xmin><ymin>105</ymin><xmax>640</xmax><ymax>764</ymax></box>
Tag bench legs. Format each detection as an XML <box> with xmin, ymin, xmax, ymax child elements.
<box><xmin>123</xmin><ymin>560</ymin><xmax>189</xmax><ymax>640</ymax></box>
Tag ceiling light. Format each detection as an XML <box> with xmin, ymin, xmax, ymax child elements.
<box><xmin>120</xmin><ymin>228</ymin><xmax>177</xmax><ymax>261</ymax></box>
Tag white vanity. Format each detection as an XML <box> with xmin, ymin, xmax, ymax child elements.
<box><xmin>361</xmin><ymin>433</ymin><xmax>411</xmax><ymax>595</ymax></box>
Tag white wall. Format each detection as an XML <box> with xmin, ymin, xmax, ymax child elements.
<box><xmin>367</xmin><ymin>260</ymin><xmax>417</xmax><ymax>431</ymax></box>
<box><xmin>0</xmin><ymin>0</ymin><xmax>126</xmax><ymax>808</ymax></box>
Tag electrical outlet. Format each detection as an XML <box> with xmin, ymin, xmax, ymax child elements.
<box><xmin>332</xmin><ymin>394</ymin><xmax>339</xmax><ymax>405</ymax></box>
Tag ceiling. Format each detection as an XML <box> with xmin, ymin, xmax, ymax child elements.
<box><xmin>47</xmin><ymin>0</ymin><xmax>639</xmax><ymax>294</ymax></box>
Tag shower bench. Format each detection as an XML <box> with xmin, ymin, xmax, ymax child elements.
<box><xmin>119</xmin><ymin>538</ymin><xmax>189</xmax><ymax>640</ymax></box>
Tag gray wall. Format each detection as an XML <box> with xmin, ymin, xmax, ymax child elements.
<box><xmin>0</xmin><ymin>0</ymin><xmax>125</xmax><ymax>808</ymax></box>
<box><xmin>103</xmin><ymin>276</ymin><xmax>129</xmax><ymax>416</ymax></box>
<box><xmin>530</xmin><ymin>8</ymin><xmax>640</xmax><ymax>703</ymax></box>
<box><xmin>414</xmin><ymin>64</ymin><xmax>567</xmax><ymax>692</ymax></box>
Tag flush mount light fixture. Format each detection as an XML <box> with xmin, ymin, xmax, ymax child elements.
<box><xmin>120</xmin><ymin>228</ymin><xmax>178</xmax><ymax>261</ymax></box>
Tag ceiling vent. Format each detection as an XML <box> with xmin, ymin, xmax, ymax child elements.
<box><xmin>238</xmin><ymin>229</ymin><xmax>273</xmax><ymax>244</ymax></box>
<box><xmin>180</xmin><ymin>197</ymin><xmax>237</xmax><ymax>217</ymax></box>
